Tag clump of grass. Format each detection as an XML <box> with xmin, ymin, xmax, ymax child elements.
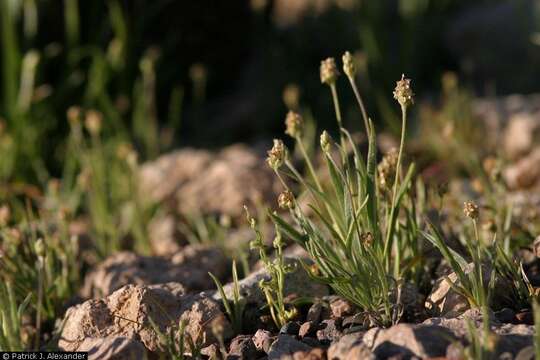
<box><xmin>425</xmin><ymin>198</ymin><xmax>538</xmax><ymax>313</ymax></box>
<box><xmin>269</xmin><ymin>52</ymin><xmax>420</xmax><ymax>327</ymax></box>
<box><xmin>423</xmin><ymin>201</ymin><xmax>493</xmax><ymax>310</ymax></box>
<box><xmin>0</xmin><ymin>215</ymin><xmax>80</xmax><ymax>327</ymax></box>
<box><xmin>209</xmin><ymin>260</ymin><xmax>246</xmax><ymax>335</ymax></box>
<box><xmin>246</xmin><ymin>207</ymin><xmax>297</xmax><ymax>328</ymax></box>
<box><xmin>150</xmin><ymin>318</ymin><xmax>203</xmax><ymax>360</ymax></box>
<box><xmin>0</xmin><ymin>282</ymin><xmax>32</xmax><ymax>351</ymax></box>
<box><xmin>62</xmin><ymin>108</ymin><xmax>156</xmax><ymax>257</ymax></box>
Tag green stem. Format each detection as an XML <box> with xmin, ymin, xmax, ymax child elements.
<box><xmin>35</xmin><ymin>257</ymin><xmax>44</xmax><ymax>350</ymax></box>
<box><xmin>383</xmin><ymin>105</ymin><xmax>407</xmax><ymax>273</ymax></box>
<box><xmin>297</xmin><ymin>139</ymin><xmax>323</xmax><ymax>192</ymax></box>
<box><xmin>274</xmin><ymin>170</ymin><xmax>289</xmax><ymax>191</ymax></box>
<box><xmin>347</xmin><ymin>76</ymin><xmax>370</xmax><ymax>136</ymax></box>
<box><xmin>329</xmin><ymin>84</ymin><xmax>346</xmax><ymax>154</ymax></box>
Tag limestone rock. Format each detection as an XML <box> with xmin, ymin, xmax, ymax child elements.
<box><xmin>82</xmin><ymin>245</ymin><xmax>228</xmax><ymax>298</ymax></box>
<box><xmin>147</xmin><ymin>214</ymin><xmax>182</xmax><ymax>256</ymax></box>
<box><xmin>504</xmin><ymin>147</ymin><xmax>540</xmax><ymax>190</ymax></box>
<box><xmin>77</xmin><ymin>337</ymin><xmax>146</xmax><ymax>360</ymax></box>
<box><xmin>139</xmin><ymin>148</ymin><xmax>212</xmax><ymax>204</ymax></box>
<box><xmin>503</xmin><ymin>113</ymin><xmax>540</xmax><ymax>160</ymax></box>
<box><xmin>426</xmin><ymin>263</ymin><xmax>492</xmax><ymax>318</ymax></box>
<box><xmin>59</xmin><ymin>283</ymin><xmax>232</xmax><ymax>355</ymax></box>
<box><xmin>227</xmin><ymin>335</ymin><xmax>258</xmax><ymax>359</ymax></box>
<box><xmin>140</xmin><ymin>145</ymin><xmax>279</xmax><ymax>219</ymax></box>
<box><xmin>327</xmin><ymin>332</ymin><xmax>373</xmax><ymax>360</ymax></box>
<box><xmin>252</xmin><ymin>329</ymin><xmax>273</xmax><ymax>354</ymax></box>
<box><xmin>363</xmin><ymin>324</ymin><xmax>456</xmax><ymax>358</ymax></box>
<box><xmin>267</xmin><ymin>334</ymin><xmax>313</xmax><ymax>360</ymax></box>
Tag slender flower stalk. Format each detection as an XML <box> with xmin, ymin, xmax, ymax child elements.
<box><xmin>342</xmin><ymin>51</ymin><xmax>369</xmax><ymax>135</ymax></box>
<box><xmin>329</xmin><ymin>84</ymin><xmax>346</xmax><ymax>152</ymax></box>
<box><xmin>285</xmin><ymin>111</ymin><xmax>323</xmax><ymax>192</ymax></box>
<box><xmin>34</xmin><ymin>238</ymin><xmax>45</xmax><ymax>350</ymax></box>
<box><xmin>320</xmin><ymin>58</ymin><xmax>346</xmax><ymax>152</ymax></box>
<box><xmin>297</xmin><ymin>140</ymin><xmax>322</xmax><ymax>191</ymax></box>
<box><xmin>384</xmin><ymin>75</ymin><xmax>414</xmax><ymax>273</ymax></box>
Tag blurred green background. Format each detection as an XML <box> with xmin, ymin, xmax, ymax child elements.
<box><xmin>1</xmin><ymin>0</ymin><xmax>539</xmax><ymax>186</ymax></box>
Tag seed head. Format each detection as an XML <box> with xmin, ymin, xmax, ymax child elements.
<box><xmin>342</xmin><ymin>51</ymin><xmax>356</xmax><ymax>78</ymax></box>
<box><xmin>320</xmin><ymin>57</ymin><xmax>339</xmax><ymax>85</ymax></box>
<box><xmin>361</xmin><ymin>232</ymin><xmax>373</xmax><ymax>247</ymax></box>
<box><xmin>266</xmin><ymin>139</ymin><xmax>288</xmax><ymax>170</ymax></box>
<box><xmin>320</xmin><ymin>130</ymin><xmax>332</xmax><ymax>153</ymax></box>
<box><xmin>278</xmin><ymin>190</ymin><xmax>295</xmax><ymax>210</ymax></box>
<box><xmin>463</xmin><ymin>201</ymin><xmax>479</xmax><ymax>220</ymax></box>
<box><xmin>377</xmin><ymin>148</ymin><xmax>399</xmax><ymax>190</ymax></box>
<box><xmin>285</xmin><ymin>111</ymin><xmax>304</xmax><ymax>138</ymax></box>
<box><xmin>393</xmin><ymin>74</ymin><xmax>414</xmax><ymax>108</ymax></box>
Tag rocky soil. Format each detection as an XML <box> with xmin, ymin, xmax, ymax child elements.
<box><xmin>56</xmin><ymin>94</ymin><xmax>540</xmax><ymax>359</ymax></box>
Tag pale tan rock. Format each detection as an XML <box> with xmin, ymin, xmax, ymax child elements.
<box><xmin>175</xmin><ymin>145</ymin><xmax>278</xmax><ymax>218</ymax></box>
<box><xmin>139</xmin><ymin>148</ymin><xmax>212</xmax><ymax>204</ymax></box>
<box><xmin>139</xmin><ymin>145</ymin><xmax>279</xmax><ymax>219</ymax></box>
<box><xmin>148</xmin><ymin>214</ymin><xmax>182</xmax><ymax>256</ymax></box>
<box><xmin>424</xmin><ymin>310</ymin><xmax>534</xmax><ymax>358</ymax></box>
<box><xmin>504</xmin><ymin>147</ymin><xmax>540</xmax><ymax>189</ymax></box>
<box><xmin>426</xmin><ymin>263</ymin><xmax>492</xmax><ymax>318</ymax></box>
<box><xmin>327</xmin><ymin>332</ymin><xmax>373</xmax><ymax>360</ymax></box>
<box><xmin>503</xmin><ymin>113</ymin><xmax>540</xmax><ymax>160</ymax></box>
<box><xmin>363</xmin><ymin>324</ymin><xmax>456</xmax><ymax>359</ymax></box>
<box><xmin>267</xmin><ymin>334</ymin><xmax>312</xmax><ymax>360</ymax></box>
<box><xmin>59</xmin><ymin>283</ymin><xmax>232</xmax><ymax>355</ymax></box>
<box><xmin>82</xmin><ymin>245</ymin><xmax>228</xmax><ymax>298</ymax></box>
<box><xmin>252</xmin><ymin>329</ymin><xmax>273</xmax><ymax>353</ymax></box>
<box><xmin>77</xmin><ymin>337</ymin><xmax>146</xmax><ymax>360</ymax></box>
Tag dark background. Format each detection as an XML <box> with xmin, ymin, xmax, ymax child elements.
<box><xmin>0</xmin><ymin>0</ymin><xmax>539</xmax><ymax>181</ymax></box>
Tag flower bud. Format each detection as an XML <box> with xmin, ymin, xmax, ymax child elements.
<box><xmin>342</xmin><ymin>51</ymin><xmax>356</xmax><ymax>78</ymax></box>
<box><xmin>285</xmin><ymin>111</ymin><xmax>303</xmax><ymax>138</ymax></box>
<box><xmin>463</xmin><ymin>201</ymin><xmax>479</xmax><ymax>220</ymax></box>
<box><xmin>320</xmin><ymin>57</ymin><xmax>339</xmax><ymax>85</ymax></box>
<box><xmin>320</xmin><ymin>130</ymin><xmax>332</xmax><ymax>153</ymax></box>
<box><xmin>278</xmin><ymin>190</ymin><xmax>295</xmax><ymax>210</ymax></box>
<box><xmin>266</xmin><ymin>139</ymin><xmax>288</xmax><ymax>170</ymax></box>
<box><xmin>393</xmin><ymin>74</ymin><xmax>414</xmax><ymax>108</ymax></box>
<box><xmin>361</xmin><ymin>232</ymin><xmax>373</xmax><ymax>247</ymax></box>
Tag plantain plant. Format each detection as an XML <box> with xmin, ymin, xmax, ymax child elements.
<box><xmin>268</xmin><ymin>52</ymin><xmax>420</xmax><ymax>327</ymax></box>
